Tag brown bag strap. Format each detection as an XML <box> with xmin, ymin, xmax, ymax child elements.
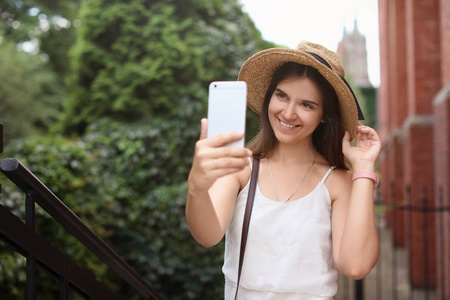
<box><xmin>234</xmin><ymin>157</ymin><xmax>260</xmax><ymax>300</ymax></box>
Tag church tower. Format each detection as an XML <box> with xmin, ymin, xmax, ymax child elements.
<box><xmin>337</xmin><ymin>20</ymin><xmax>372</xmax><ymax>88</ymax></box>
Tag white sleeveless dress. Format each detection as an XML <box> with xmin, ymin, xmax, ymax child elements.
<box><xmin>222</xmin><ymin>167</ymin><xmax>338</xmax><ymax>299</ymax></box>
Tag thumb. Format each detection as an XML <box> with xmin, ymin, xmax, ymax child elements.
<box><xmin>199</xmin><ymin>118</ymin><xmax>208</xmax><ymax>140</ymax></box>
<box><xmin>342</xmin><ymin>130</ymin><xmax>351</xmax><ymax>153</ymax></box>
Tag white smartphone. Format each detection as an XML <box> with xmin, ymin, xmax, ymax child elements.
<box><xmin>207</xmin><ymin>81</ymin><xmax>247</xmax><ymax>148</ymax></box>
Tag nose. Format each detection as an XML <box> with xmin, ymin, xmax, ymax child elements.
<box><xmin>282</xmin><ymin>102</ymin><xmax>297</xmax><ymax>120</ymax></box>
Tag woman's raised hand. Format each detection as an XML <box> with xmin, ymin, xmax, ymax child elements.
<box><xmin>188</xmin><ymin>118</ymin><xmax>252</xmax><ymax>192</ymax></box>
<box><xmin>342</xmin><ymin>124</ymin><xmax>382</xmax><ymax>171</ymax></box>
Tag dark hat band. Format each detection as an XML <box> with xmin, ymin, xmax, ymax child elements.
<box><xmin>305</xmin><ymin>51</ymin><xmax>365</xmax><ymax>120</ymax></box>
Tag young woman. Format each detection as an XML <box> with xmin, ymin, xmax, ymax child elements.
<box><xmin>186</xmin><ymin>41</ymin><xmax>381</xmax><ymax>299</ymax></box>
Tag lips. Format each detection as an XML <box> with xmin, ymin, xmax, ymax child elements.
<box><xmin>279</xmin><ymin>119</ymin><xmax>299</xmax><ymax>129</ymax></box>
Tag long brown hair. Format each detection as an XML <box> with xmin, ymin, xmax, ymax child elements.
<box><xmin>247</xmin><ymin>62</ymin><xmax>347</xmax><ymax>169</ymax></box>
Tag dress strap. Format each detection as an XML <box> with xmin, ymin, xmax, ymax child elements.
<box><xmin>320</xmin><ymin>166</ymin><xmax>336</xmax><ymax>184</ymax></box>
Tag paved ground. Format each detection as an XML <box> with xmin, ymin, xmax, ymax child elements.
<box><xmin>334</xmin><ymin>215</ymin><xmax>437</xmax><ymax>300</ymax></box>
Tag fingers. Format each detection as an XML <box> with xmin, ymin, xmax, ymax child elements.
<box><xmin>343</xmin><ymin>125</ymin><xmax>382</xmax><ymax>168</ymax></box>
<box><xmin>356</xmin><ymin>124</ymin><xmax>381</xmax><ymax>143</ymax></box>
<box><xmin>357</xmin><ymin>123</ymin><xmax>375</xmax><ymax>134</ymax></box>
<box><xmin>204</xmin><ymin>157</ymin><xmax>250</xmax><ymax>172</ymax></box>
<box><xmin>193</xmin><ymin>132</ymin><xmax>251</xmax><ymax>173</ymax></box>
<box><xmin>190</xmin><ymin>153</ymin><xmax>250</xmax><ymax>191</ymax></box>
<box><xmin>198</xmin><ymin>131</ymin><xmax>245</xmax><ymax>148</ymax></box>
<box><xmin>195</xmin><ymin>118</ymin><xmax>250</xmax><ymax>161</ymax></box>
<box><xmin>192</xmin><ymin>118</ymin><xmax>252</xmax><ymax>188</ymax></box>
<box><xmin>199</xmin><ymin>118</ymin><xmax>208</xmax><ymax>140</ymax></box>
<box><xmin>197</xmin><ymin>117</ymin><xmax>245</xmax><ymax>147</ymax></box>
<box><xmin>342</xmin><ymin>130</ymin><xmax>351</xmax><ymax>150</ymax></box>
<box><xmin>195</xmin><ymin>143</ymin><xmax>252</xmax><ymax>168</ymax></box>
<box><xmin>208</xmin><ymin>146</ymin><xmax>252</xmax><ymax>159</ymax></box>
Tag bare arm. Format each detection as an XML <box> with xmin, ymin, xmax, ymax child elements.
<box><xmin>186</xmin><ymin>119</ymin><xmax>252</xmax><ymax>247</ymax></box>
<box><xmin>331</xmin><ymin>124</ymin><xmax>381</xmax><ymax>279</ymax></box>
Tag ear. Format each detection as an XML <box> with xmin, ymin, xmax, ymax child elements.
<box><xmin>321</xmin><ymin>119</ymin><xmax>325</xmax><ymax>123</ymax></box>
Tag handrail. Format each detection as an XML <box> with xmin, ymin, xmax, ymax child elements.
<box><xmin>0</xmin><ymin>203</ymin><xmax>121</xmax><ymax>299</ymax></box>
<box><xmin>0</xmin><ymin>158</ymin><xmax>164</xmax><ymax>300</ymax></box>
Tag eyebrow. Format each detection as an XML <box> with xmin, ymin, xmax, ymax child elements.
<box><xmin>275</xmin><ymin>88</ymin><xmax>320</xmax><ymax>106</ymax></box>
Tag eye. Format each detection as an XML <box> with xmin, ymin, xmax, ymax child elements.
<box><xmin>301</xmin><ymin>102</ymin><xmax>314</xmax><ymax>110</ymax></box>
<box><xmin>275</xmin><ymin>92</ymin><xmax>287</xmax><ymax>101</ymax></box>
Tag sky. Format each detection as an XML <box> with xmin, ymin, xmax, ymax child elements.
<box><xmin>239</xmin><ymin>0</ymin><xmax>381</xmax><ymax>87</ymax></box>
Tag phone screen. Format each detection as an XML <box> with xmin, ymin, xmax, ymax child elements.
<box><xmin>207</xmin><ymin>81</ymin><xmax>247</xmax><ymax>147</ymax></box>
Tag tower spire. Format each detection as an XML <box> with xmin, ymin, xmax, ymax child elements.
<box><xmin>354</xmin><ymin>18</ymin><xmax>359</xmax><ymax>33</ymax></box>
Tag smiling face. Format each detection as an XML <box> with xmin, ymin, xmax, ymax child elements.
<box><xmin>268</xmin><ymin>76</ymin><xmax>324</xmax><ymax>146</ymax></box>
<box><xmin>248</xmin><ymin>62</ymin><xmax>346</xmax><ymax>167</ymax></box>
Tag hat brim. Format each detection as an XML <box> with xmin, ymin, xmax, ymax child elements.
<box><xmin>238</xmin><ymin>48</ymin><xmax>359</xmax><ymax>138</ymax></box>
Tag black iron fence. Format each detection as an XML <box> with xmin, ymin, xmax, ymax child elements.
<box><xmin>0</xmin><ymin>154</ymin><xmax>164</xmax><ymax>299</ymax></box>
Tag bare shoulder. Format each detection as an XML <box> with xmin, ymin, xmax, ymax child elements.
<box><xmin>325</xmin><ymin>168</ymin><xmax>353</xmax><ymax>203</ymax></box>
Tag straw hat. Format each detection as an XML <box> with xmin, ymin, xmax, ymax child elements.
<box><xmin>238</xmin><ymin>41</ymin><xmax>364</xmax><ymax>139</ymax></box>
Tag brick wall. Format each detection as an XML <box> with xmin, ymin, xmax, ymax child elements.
<box><xmin>433</xmin><ymin>87</ymin><xmax>450</xmax><ymax>299</ymax></box>
<box><xmin>377</xmin><ymin>0</ymin><xmax>389</xmax><ymax>144</ymax></box>
<box><xmin>405</xmin><ymin>0</ymin><xmax>441</xmax><ymax>115</ymax></box>
<box><xmin>404</xmin><ymin>123</ymin><xmax>436</xmax><ymax>287</ymax></box>
<box><xmin>378</xmin><ymin>0</ymin><xmax>445</xmax><ymax>292</ymax></box>
<box><xmin>391</xmin><ymin>136</ymin><xmax>406</xmax><ymax>247</ymax></box>
<box><xmin>441</xmin><ymin>0</ymin><xmax>450</xmax><ymax>85</ymax></box>
<box><xmin>404</xmin><ymin>0</ymin><xmax>440</xmax><ymax>288</ymax></box>
<box><xmin>435</xmin><ymin>0</ymin><xmax>450</xmax><ymax>298</ymax></box>
<box><xmin>391</xmin><ymin>0</ymin><xmax>407</xmax><ymax>247</ymax></box>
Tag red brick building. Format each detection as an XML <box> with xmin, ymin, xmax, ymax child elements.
<box><xmin>378</xmin><ymin>0</ymin><xmax>450</xmax><ymax>298</ymax></box>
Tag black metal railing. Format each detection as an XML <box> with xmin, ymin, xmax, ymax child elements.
<box><xmin>384</xmin><ymin>184</ymin><xmax>448</xmax><ymax>300</ymax></box>
<box><xmin>0</xmin><ymin>154</ymin><xmax>164</xmax><ymax>299</ymax></box>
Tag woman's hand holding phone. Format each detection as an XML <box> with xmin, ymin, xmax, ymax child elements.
<box><xmin>188</xmin><ymin>118</ymin><xmax>252</xmax><ymax>193</ymax></box>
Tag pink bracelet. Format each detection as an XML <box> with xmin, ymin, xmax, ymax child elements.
<box><xmin>352</xmin><ymin>171</ymin><xmax>379</xmax><ymax>189</ymax></box>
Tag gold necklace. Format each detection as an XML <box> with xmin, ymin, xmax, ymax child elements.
<box><xmin>267</xmin><ymin>148</ymin><xmax>317</xmax><ymax>202</ymax></box>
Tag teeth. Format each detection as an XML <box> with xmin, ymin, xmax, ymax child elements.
<box><xmin>280</xmin><ymin>120</ymin><xmax>296</xmax><ymax>128</ymax></box>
